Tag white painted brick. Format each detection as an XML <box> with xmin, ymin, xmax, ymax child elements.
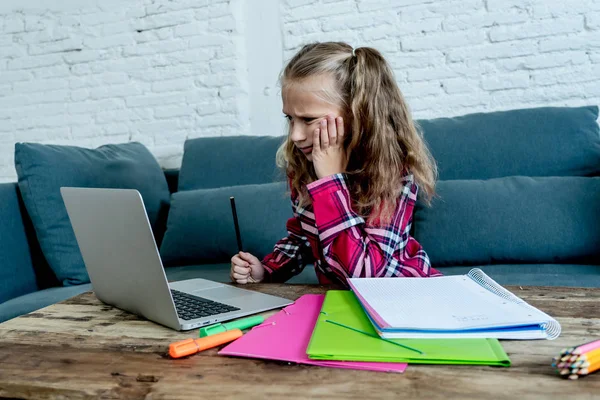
<box><xmin>0</xmin><ymin>35</ymin><xmax>13</xmax><ymax>47</ymax></box>
<box><xmin>587</xmin><ymin>12</ymin><xmax>600</xmax><ymax>30</ymax></box>
<box><xmin>129</xmin><ymin>64</ymin><xmax>208</xmax><ymax>82</ymax></box>
<box><xmin>17</xmin><ymin>113</ymin><xmax>89</xmax><ymax>130</ymax></box>
<box><xmin>446</xmin><ymin>39</ymin><xmax>538</xmax><ymax>62</ymax></box>
<box><xmin>70</xmin><ymin>125</ymin><xmax>104</xmax><ymax>139</ymax></box>
<box><xmin>531</xmin><ymin>64</ymin><xmax>600</xmax><ymax>86</ymax></box>
<box><xmin>531</xmin><ymin>0</ymin><xmax>600</xmax><ymax>18</ymax></box>
<box><xmin>407</xmin><ymin>67</ymin><xmax>461</xmax><ymax>83</ymax></box>
<box><xmin>285</xmin><ymin>0</ymin><xmax>318</xmax><ymax>8</ymax></box>
<box><xmin>31</xmin><ymin>65</ymin><xmax>71</xmax><ymax>79</ymax></box>
<box><xmin>523</xmin><ymin>51</ymin><xmax>589</xmax><ymax>69</ymax></box>
<box><xmin>28</xmin><ymin>38</ymin><xmax>83</xmax><ymax>56</ymax></box>
<box><xmin>63</xmin><ymin>49</ymin><xmax>106</xmax><ymax>64</ymax></box>
<box><xmin>89</xmin><ymin>83</ymin><xmax>144</xmax><ymax>100</ymax></box>
<box><xmin>137</xmin><ymin>120</ymin><xmax>182</xmax><ymax>135</ymax></box>
<box><xmin>80</xmin><ymin>11</ymin><xmax>126</xmax><ymax>26</ymax></box>
<box><xmin>68</xmin><ymin>99</ymin><xmax>124</xmax><ymax>114</ymax></box>
<box><xmin>207</xmin><ymin>15</ymin><xmax>237</xmax><ymax>32</ymax></box>
<box><xmin>403</xmin><ymin>30</ymin><xmax>485</xmax><ymax>51</ymax></box>
<box><xmin>393</xmin><ymin>50</ymin><xmax>445</xmax><ymax>69</ymax></box>
<box><xmin>146</xmin><ymin>0</ymin><xmax>209</xmax><ymax>15</ymax></box>
<box><xmin>150</xmin><ymin>145</ymin><xmax>183</xmax><ymax>168</ymax></box>
<box><xmin>0</xmin><ymin>44</ymin><xmax>26</xmax><ymax>58</ymax></box>
<box><xmin>18</xmin><ymin>127</ymin><xmax>70</xmax><ymax>141</ymax></box>
<box><xmin>540</xmin><ymin>34</ymin><xmax>600</xmax><ymax>52</ymax></box>
<box><xmin>482</xmin><ymin>71</ymin><xmax>530</xmax><ymax>90</ymax></box>
<box><xmin>168</xmin><ymin>48</ymin><xmax>214</xmax><ymax>64</ymax></box>
<box><xmin>196</xmin><ymin>114</ymin><xmax>237</xmax><ymax>127</ymax></box>
<box><xmin>4</xmin><ymin>17</ymin><xmax>25</xmax><ymax>34</ymax></box>
<box><xmin>395</xmin><ymin>18</ymin><xmax>443</xmax><ymax>36</ymax></box>
<box><xmin>283</xmin><ymin>2</ymin><xmax>357</xmax><ymax>23</ymax></box>
<box><xmin>591</xmin><ymin>52</ymin><xmax>600</xmax><ymax>63</ymax></box>
<box><xmin>195</xmin><ymin>3</ymin><xmax>232</xmax><ymax>20</ymax></box>
<box><xmin>400</xmin><ymin>81</ymin><xmax>444</xmax><ymax>98</ymax></box>
<box><xmin>209</xmin><ymin>58</ymin><xmax>236</xmax><ymax>72</ymax></box>
<box><xmin>126</xmin><ymin>92</ymin><xmax>184</xmax><ymax>108</ymax></box>
<box><xmin>123</xmin><ymin>39</ymin><xmax>186</xmax><ymax>56</ymax></box>
<box><xmin>286</xmin><ymin>20</ymin><xmax>320</xmax><ymax>36</ymax></box>
<box><xmin>84</xmin><ymin>34</ymin><xmax>136</xmax><ymax>50</ymax></box>
<box><xmin>95</xmin><ymin>108</ymin><xmax>152</xmax><ymax>124</ymax></box>
<box><xmin>154</xmin><ymin>130</ymin><xmax>188</xmax><ymax>146</ymax></box>
<box><xmin>13</xmin><ymin>77</ymin><xmax>68</xmax><ymax>93</ymax></box>
<box><xmin>102</xmin><ymin>20</ymin><xmax>134</xmax><ymax>36</ymax></box>
<box><xmin>359</xmin><ymin>0</ymin><xmax>433</xmax><ymax>12</ymax></box>
<box><xmin>173</xmin><ymin>21</ymin><xmax>209</xmax><ymax>37</ymax></box>
<box><xmin>0</xmin><ymin>70</ymin><xmax>32</xmax><ymax>84</ymax></box>
<box><xmin>71</xmin><ymin>88</ymin><xmax>89</xmax><ymax>101</ymax></box>
<box><xmin>101</xmin><ymin>123</ymin><xmax>130</xmax><ymax>136</ymax></box>
<box><xmin>69</xmin><ymin>72</ymin><xmax>129</xmax><ymax>89</ymax></box>
<box><xmin>154</xmin><ymin>105</ymin><xmax>195</xmax><ymax>119</ymax></box>
<box><xmin>135</xmin><ymin>10</ymin><xmax>194</xmax><ymax>31</ymax></box>
<box><xmin>485</xmin><ymin>0</ymin><xmax>532</xmax><ymax>12</ymax></box>
<box><xmin>187</xmin><ymin>34</ymin><xmax>229</xmax><ymax>48</ymax></box>
<box><xmin>401</xmin><ymin>0</ymin><xmax>484</xmax><ymax>19</ymax></box>
<box><xmin>7</xmin><ymin>53</ymin><xmax>62</xmax><ymax>70</ymax></box>
<box><xmin>24</xmin><ymin>15</ymin><xmax>47</xmax><ymax>32</ymax></box>
<box><xmin>489</xmin><ymin>17</ymin><xmax>583</xmax><ymax>42</ymax></box>
<box><xmin>440</xmin><ymin>78</ymin><xmax>480</xmax><ymax>94</ymax></box>
<box><xmin>135</xmin><ymin>26</ymin><xmax>174</xmax><ymax>43</ymax></box>
<box><xmin>195</xmin><ymin>73</ymin><xmax>238</xmax><ymax>88</ymax></box>
<box><xmin>151</xmin><ymin>77</ymin><xmax>194</xmax><ymax>93</ymax></box>
<box><xmin>443</xmin><ymin>10</ymin><xmax>528</xmax><ymax>31</ymax></box>
<box><xmin>0</xmin><ymin>84</ymin><xmax>11</xmax><ymax>96</ymax></box>
<box><xmin>321</xmin><ymin>12</ymin><xmax>396</xmax><ymax>33</ymax></box>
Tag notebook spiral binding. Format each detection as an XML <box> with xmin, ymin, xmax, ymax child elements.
<box><xmin>467</xmin><ymin>268</ymin><xmax>561</xmax><ymax>340</ymax></box>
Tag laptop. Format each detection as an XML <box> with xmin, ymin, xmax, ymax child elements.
<box><xmin>60</xmin><ymin>187</ymin><xmax>292</xmax><ymax>331</ymax></box>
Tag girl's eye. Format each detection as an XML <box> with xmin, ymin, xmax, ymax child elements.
<box><xmin>303</xmin><ymin>118</ymin><xmax>315</xmax><ymax>123</ymax></box>
<box><xmin>283</xmin><ymin>115</ymin><xmax>315</xmax><ymax>123</ymax></box>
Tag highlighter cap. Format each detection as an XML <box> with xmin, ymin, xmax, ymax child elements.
<box><xmin>169</xmin><ymin>338</ymin><xmax>198</xmax><ymax>358</ymax></box>
<box><xmin>199</xmin><ymin>324</ymin><xmax>227</xmax><ymax>338</ymax></box>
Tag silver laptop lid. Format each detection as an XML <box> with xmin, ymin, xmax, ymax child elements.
<box><xmin>60</xmin><ymin>187</ymin><xmax>180</xmax><ymax>329</ymax></box>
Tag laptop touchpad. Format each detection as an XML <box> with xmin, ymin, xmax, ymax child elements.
<box><xmin>191</xmin><ymin>286</ymin><xmax>251</xmax><ymax>302</ymax></box>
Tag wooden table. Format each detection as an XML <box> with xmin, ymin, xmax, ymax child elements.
<box><xmin>0</xmin><ymin>284</ymin><xmax>598</xmax><ymax>400</ymax></box>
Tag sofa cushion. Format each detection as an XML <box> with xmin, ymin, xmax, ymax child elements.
<box><xmin>0</xmin><ymin>283</ymin><xmax>92</xmax><ymax>323</ymax></box>
<box><xmin>178</xmin><ymin>135</ymin><xmax>286</xmax><ymax>191</ymax></box>
<box><xmin>413</xmin><ymin>176</ymin><xmax>600</xmax><ymax>266</ymax></box>
<box><xmin>14</xmin><ymin>142</ymin><xmax>170</xmax><ymax>286</ymax></box>
<box><xmin>417</xmin><ymin>105</ymin><xmax>600</xmax><ymax>180</ymax></box>
<box><xmin>439</xmin><ymin>264</ymin><xmax>600</xmax><ymax>288</ymax></box>
<box><xmin>160</xmin><ymin>181</ymin><xmax>292</xmax><ymax>266</ymax></box>
<box><xmin>0</xmin><ymin>183</ymin><xmax>38</xmax><ymax>304</ymax></box>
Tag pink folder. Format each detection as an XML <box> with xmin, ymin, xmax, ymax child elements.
<box><xmin>218</xmin><ymin>294</ymin><xmax>407</xmax><ymax>373</ymax></box>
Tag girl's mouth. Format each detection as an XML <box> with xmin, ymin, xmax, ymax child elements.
<box><xmin>299</xmin><ymin>146</ymin><xmax>313</xmax><ymax>154</ymax></box>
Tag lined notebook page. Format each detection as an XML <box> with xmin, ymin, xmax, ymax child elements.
<box><xmin>349</xmin><ymin>275</ymin><xmax>551</xmax><ymax>331</ymax></box>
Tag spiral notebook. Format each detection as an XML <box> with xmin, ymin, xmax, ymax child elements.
<box><xmin>348</xmin><ymin>268</ymin><xmax>561</xmax><ymax>340</ymax></box>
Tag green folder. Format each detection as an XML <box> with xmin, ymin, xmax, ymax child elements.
<box><xmin>306</xmin><ymin>291</ymin><xmax>511</xmax><ymax>366</ymax></box>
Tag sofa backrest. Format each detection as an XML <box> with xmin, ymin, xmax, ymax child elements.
<box><xmin>419</xmin><ymin>105</ymin><xmax>600</xmax><ymax>180</ymax></box>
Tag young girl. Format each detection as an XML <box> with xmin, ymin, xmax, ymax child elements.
<box><xmin>230</xmin><ymin>41</ymin><xmax>442</xmax><ymax>286</ymax></box>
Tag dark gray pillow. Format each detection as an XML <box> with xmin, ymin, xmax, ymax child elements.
<box><xmin>14</xmin><ymin>142</ymin><xmax>170</xmax><ymax>286</ymax></box>
<box><xmin>160</xmin><ymin>182</ymin><xmax>292</xmax><ymax>266</ymax></box>
<box><xmin>416</xmin><ymin>105</ymin><xmax>600</xmax><ymax>180</ymax></box>
<box><xmin>413</xmin><ymin>176</ymin><xmax>600</xmax><ymax>266</ymax></box>
<box><xmin>178</xmin><ymin>135</ymin><xmax>286</xmax><ymax>191</ymax></box>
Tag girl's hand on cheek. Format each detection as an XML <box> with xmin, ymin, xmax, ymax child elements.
<box><xmin>312</xmin><ymin>115</ymin><xmax>347</xmax><ymax>179</ymax></box>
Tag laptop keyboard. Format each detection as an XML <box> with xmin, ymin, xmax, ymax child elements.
<box><xmin>171</xmin><ymin>289</ymin><xmax>240</xmax><ymax>321</ymax></box>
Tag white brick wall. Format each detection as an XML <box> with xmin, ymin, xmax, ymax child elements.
<box><xmin>0</xmin><ymin>0</ymin><xmax>599</xmax><ymax>183</ymax></box>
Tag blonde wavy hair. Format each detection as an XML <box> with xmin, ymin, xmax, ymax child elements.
<box><xmin>276</xmin><ymin>41</ymin><xmax>438</xmax><ymax>225</ymax></box>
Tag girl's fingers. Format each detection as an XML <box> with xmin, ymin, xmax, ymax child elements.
<box><xmin>336</xmin><ymin>116</ymin><xmax>344</xmax><ymax>142</ymax></box>
<box><xmin>327</xmin><ymin>115</ymin><xmax>337</xmax><ymax>146</ymax></box>
<box><xmin>320</xmin><ymin>119</ymin><xmax>329</xmax><ymax>148</ymax></box>
<box><xmin>232</xmin><ymin>272</ymin><xmax>249</xmax><ymax>281</ymax></box>
<box><xmin>233</xmin><ymin>265</ymin><xmax>250</xmax><ymax>276</ymax></box>
<box><xmin>313</xmin><ymin>128</ymin><xmax>320</xmax><ymax>152</ymax></box>
<box><xmin>232</xmin><ymin>255</ymin><xmax>249</xmax><ymax>268</ymax></box>
<box><xmin>235</xmin><ymin>277</ymin><xmax>248</xmax><ymax>284</ymax></box>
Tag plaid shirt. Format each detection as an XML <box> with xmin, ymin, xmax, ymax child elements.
<box><xmin>261</xmin><ymin>172</ymin><xmax>442</xmax><ymax>286</ymax></box>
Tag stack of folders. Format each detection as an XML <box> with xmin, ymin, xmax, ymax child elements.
<box><xmin>219</xmin><ymin>269</ymin><xmax>566</xmax><ymax>371</ymax></box>
<box><xmin>345</xmin><ymin>268</ymin><xmax>561</xmax><ymax>340</ymax></box>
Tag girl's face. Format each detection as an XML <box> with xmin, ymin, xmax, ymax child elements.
<box><xmin>282</xmin><ymin>75</ymin><xmax>344</xmax><ymax>161</ymax></box>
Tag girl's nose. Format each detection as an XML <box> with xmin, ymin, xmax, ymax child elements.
<box><xmin>289</xmin><ymin>124</ymin><xmax>305</xmax><ymax>142</ymax></box>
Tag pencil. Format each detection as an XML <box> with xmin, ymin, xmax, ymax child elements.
<box><xmin>230</xmin><ymin>196</ymin><xmax>243</xmax><ymax>253</ymax></box>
